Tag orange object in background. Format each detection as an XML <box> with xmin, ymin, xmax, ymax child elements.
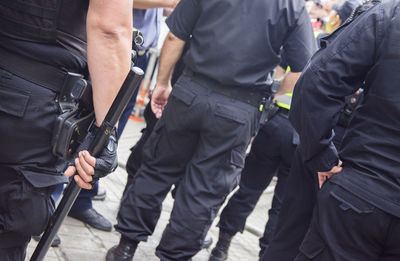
<box><xmin>129</xmin><ymin>115</ymin><xmax>143</xmax><ymax>122</ymax></box>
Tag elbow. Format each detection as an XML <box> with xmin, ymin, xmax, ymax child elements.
<box><xmin>102</xmin><ymin>27</ymin><xmax>131</xmax><ymax>43</ymax></box>
<box><xmin>166</xmin><ymin>31</ymin><xmax>184</xmax><ymax>42</ymax></box>
<box><xmin>87</xmin><ymin>15</ymin><xmax>132</xmax><ymax>43</ymax></box>
<box><xmin>93</xmin><ymin>23</ymin><xmax>132</xmax><ymax>42</ymax></box>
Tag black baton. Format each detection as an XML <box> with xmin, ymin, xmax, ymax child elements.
<box><xmin>30</xmin><ymin>66</ymin><xmax>144</xmax><ymax>261</ymax></box>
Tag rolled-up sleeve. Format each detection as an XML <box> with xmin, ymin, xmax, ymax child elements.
<box><xmin>165</xmin><ymin>0</ymin><xmax>200</xmax><ymax>41</ymax></box>
<box><xmin>289</xmin><ymin>4</ymin><xmax>384</xmax><ymax>172</ymax></box>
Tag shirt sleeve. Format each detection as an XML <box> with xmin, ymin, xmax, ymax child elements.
<box><xmin>289</xmin><ymin>4</ymin><xmax>384</xmax><ymax>172</ymax></box>
<box><xmin>165</xmin><ymin>0</ymin><xmax>200</xmax><ymax>41</ymax></box>
<box><xmin>282</xmin><ymin>4</ymin><xmax>317</xmax><ymax>73</ymax></box>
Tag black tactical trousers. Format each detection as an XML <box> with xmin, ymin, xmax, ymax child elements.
<box><xmin>261</xmin><ymin>126</ymin><xmax>346</xmax><ymax>261</ymax></box>
<box><xmin>116</xmin><ymin>74</ymin><xmax>259</xmax><ymax>261</ymax></box>
<box><xmin>0</xmin><ymin>169</ymin><xmax>55</xmax><ymax>260</ymax></box>
<box><xmin>260</xmin><ymin>147</ymin><xmax>318</xmax><ymax>261</ymax></box>
<box><xmin>0</xmin><ymin>243</ymin><xmax>27</xmax><ymax>261</ymax></box>
<box><xmin>295</xmin><ymin>181</ymin><xmax>400</xmax><ymax>261</ymax></box>
<box><xmin>122</xmin><ymin>102</ymin><xmax>158</xmax><ymax>196</ymax></box>
<box><xmin>0</xmin><ymin>68</ymin><xmax>62</xmax><ymax>260</ymax></box>
<box><xmin>217</xmin><ymin>113</ymin><xmax>298</xmax><ymax>257</ymax></box>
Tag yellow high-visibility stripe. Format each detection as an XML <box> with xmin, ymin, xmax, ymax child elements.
<box><xmin>276</xmin><ymin>93</ymin><xmax>292</xmax><ymax>110</ymax></box>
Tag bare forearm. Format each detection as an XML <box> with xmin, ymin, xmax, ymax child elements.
<box><xmin>275</xmin><ymin>71</ymin><xmax>301</xmax><ymax>96</ymax></box>
<box><xmin>87</xmin><ymin>0</ymin><xmax>133</xmax><ymax>126</ymax></box>
<box><xmin>273</xmin><ymin>65</ymin><xmax>287</xmax><ymax>81</ymax></box>
<box><xmin>134</xmin><ymin>0</ymin><xmax>176</xmax><ymax>9</ymax></box>
<box><xmin>157</xmin><ymin>32</ymin><xmax>186</xmax><ymax>85</ymax></box>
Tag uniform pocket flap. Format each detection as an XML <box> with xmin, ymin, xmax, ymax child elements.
<box><xmin>230</xmin><ymin>148</ymin><xmax>245</xmax><ymax>168</ymax></box>
<box><xmin>299</xmin><ymin>230</ymin><xmax>326</xmax><ymax>258</ymax></box>
<box><xmin>292</xmin><ymin>131</ymin><xmax>300</xmax><ymax>145</ymax></box>
<box><xmin>215</xmin><ymin>103</ymin><xmax>245</xmax><ymax>124</ymax></box>
<box><xmin>330</xmin><ymin>189</ymin><xmax>374</xmax><ymax>214</ymax></box>
<box><xmin>0</xmin><ymin>88</ymin><xmax>29</xmax><ymax>117</ymax></box>
<box><xmin>171</xmin><ymin>88</ymin><xmax>196</xmax><ymax>106</ymax></box>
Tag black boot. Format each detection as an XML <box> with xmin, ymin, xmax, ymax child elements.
<box><xmin>106</xmin><ymin>237</ymin><xmax>138</xmax><ymax>261</ymax></box>
<box><xmin>209</xmin><ymin>231</ymin><xmax>234</xmax><ymax>261</ymax></box>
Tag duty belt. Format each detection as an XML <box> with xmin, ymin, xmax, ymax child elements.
<box><xmin>277</xmin><ymin>107</ymin><xmax>289</xmax><ymax>117</ymax></box>
<box><xmin>183</xmin><ymin>68</ymin><xmax>265</xmax><ymax>107</ymax></box>
<box><xmin>0</xmin><ymin>47</ymin><xmax>82</xmax><ymax>93</ymax></box>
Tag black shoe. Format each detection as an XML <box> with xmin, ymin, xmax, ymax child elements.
<box><xmin>106</xmin><ymin>237</ymin><xmax>137</xmax><ymax>261</ymax></box>
<box><xmin>202</xmin><ymin>235</ymin><xmax>213</xmax><ymax>249</ymax></box>
<box><xmin>93</xmin><ymin>185</ymin><xmax>106</xmax><ymax>201</ymax></box>
<box><xmin>68</xmin><ymin>208</ymin><xmax>112</xmax><ymax>232</ymax></box>
<box><xmin>208</xmin><ymin>231</ymin><xmax>234</xmax><ymax>261</ymax></box>
<box><xmin>32</xmin><ymin>234</ymin><xmax>61</xmax><ymax>247</ymax></box>
<box><xmin>209</xmin><ymin>247</ymin><xmax>228</xmax><ymax>261</ymax></box>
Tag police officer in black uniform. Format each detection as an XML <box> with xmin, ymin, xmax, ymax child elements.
<box><xmin>209</xmin><ymin>71</ymin><xmax>305</xmax><ymax>261</ymax></box>
<box><xmin>106</xmin><ymin>0</ymin><xmax>316</xmax><ymax>260</ymax></box>
<box><xmin>260</xmin><ymin>1</ymin><xmax>366</xmax><ymax>259</ymax></box>
<box><xmin>259</xmin><ymin>102</ymin><xmax>364</xmax><ymax>261</ymax></box>
<box><xmin>0</xmin><ymin>1</ymin><xmax>133</xmax><ymax>260</ymax></box>
<box><xmin>290</xmin><ymin>0</ymin><xmax>400</xmax><ymax>259</ymax></box>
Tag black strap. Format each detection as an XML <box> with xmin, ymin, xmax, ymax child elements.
<box><xmin>0</xmin><ymin>15</ymin><xmax>57</xmax><ymax>41</ymax></box>
<box><xmin>0</xmin><ymin>0</ymin><xmax>63</xmax><ymax>42</ymax></box>
<box><xmin>0</xmin><ymin>0</ymin><xmax>57</xmax><ymax>19</ymax></box>
<box><xmin>277</xmin><ymin>107</ymin><xmax>289</xmax><ymax>117</ymax></box>
<box><xmin>0</xmin><ymin>47</ymin><xmax>67</xmax><ymax>93</ymax></box>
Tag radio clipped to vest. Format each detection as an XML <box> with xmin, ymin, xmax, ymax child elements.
<box><xmin>51</xmin><ymin>73</ymin><xmax>95</xmax><ymax>162</ymax></box>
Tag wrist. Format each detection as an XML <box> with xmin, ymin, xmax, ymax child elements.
<box><xmin>156</xmin><ymin>80</ymin><xmax>171</xmax><ymax>89</ymax></box>
<box><xmin>167</xmin><ymin>0</ymin><xmax>175</xmax><ymax>8</ymax></box>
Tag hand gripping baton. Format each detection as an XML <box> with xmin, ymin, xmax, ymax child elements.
<box><xmin>30</xmin><ymin>66</ymin><xmax>144</xmax><ymax>261</ymax></box>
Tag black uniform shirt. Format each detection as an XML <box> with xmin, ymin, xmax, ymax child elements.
<box><xmin>166</xmin><ymin>0</ymin><xmax>316</xmax><ymax>87</ymax></box>
<box><xmin>290</xmin><ymin>0</ymin><xmax>400</xmax><ymax>217</ymax></box>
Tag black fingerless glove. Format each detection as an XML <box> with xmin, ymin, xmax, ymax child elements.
<box><xmin>69</xmin><ymin>125</ymin><xmax>118</xmax><ymax>185</ymax></box>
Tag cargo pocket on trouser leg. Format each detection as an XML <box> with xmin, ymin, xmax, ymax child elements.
<box><xmin>5</xmin><ymin>178</ymin><xmax>55</xmax><ymax>237</ymax></box>
<box><xmin>213</xmin><ymin>147</ymin><xmax>246</xmax><ymax>199</ymax></box>
<box><xmin>143</xmin><ymin>118</ymin><xmax>165</xmax><ymax>160</ymax></box>
<box><xmin>226</xmin><ymin>147</ymin><xmax>245</xmax><ymax>192</ymax></box>
<box><xmin>295</xmin><ymin>230</ymin><xmax>328</xmax><ymax>260</ymax></box>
